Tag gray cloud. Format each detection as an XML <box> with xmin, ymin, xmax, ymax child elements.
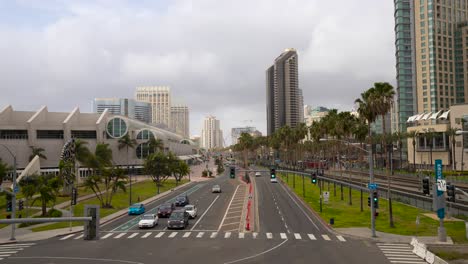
<box><xmin>0</xmin><ymin>0</ymin><xmax>395</xmax><ymax>144</ymax></box>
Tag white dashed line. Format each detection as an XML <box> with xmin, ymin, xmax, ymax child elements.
<box><xmin>280</xmin><ymin>233</ymin><xmax>287</xmax><ymax>239</ymax></box>
<box><xmin>322</xmin><ymin>235</ymin><xmax>330</xmax><ymax>241</ymax></box>
<box><xmin>252</xmin><ymin>232</ymin><xmax>258</xmax><ymax>239</ymax></box>
<box><xmin>74</xmin><ymin>234</ymin><xmax>84</xmax><ymax>240</ymax></box>
<box><xmin>225</xmin><ymin>232</ymin><xmax>231</xmax><ymax>238</ymax></box>
<box><xmin>336</xmin><ymin>235</ymin><xmax>346</xmax><ymax>242</ymax></box>
<box><xmin>210</xmin><ymin>232</ymin><xmax>218</xmax><ymax>238</ymax></box>
<box><xmin>169</xmin><ymin>232</ymin><xmax>178</xmax><ymax>238</ymax></box>
<box><xmin>294</xmin><ymin>233</ymin><xmax>302</xmax><ymax>240</ymax></box>
<box><xmin>266</xmin><ymin>233</ymin><xmax>273</xmax><ymax>239</ymax></box>
<box><xmin>239</xmin><ymin>233</ymin><xmax>245</xmax><ymax>239</ymax></box>
<box><xmin>308</xmin><ymin>234</ymin><xmax>316</xmax><ymax>240</ymax></box>
<box><xmin>183</xmin><ymin>232</ymin><xmax>191</xmax><ymax>238</ymax></box>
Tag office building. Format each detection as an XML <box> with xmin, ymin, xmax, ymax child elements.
<box><xmin>201</xmin><ymin>116</ymin><xmax>223</xmax><ymax>149</ymax></box>
<box><xmin>304</xmin><ymin>106</ymin><xmax>329</xmax><ymax>126</ymax></box>
<box><xmin>135</xmin><ymin>86</ymin><xmax>171</xmax><ymax>127</ymax></box>
<box><xmin>266</xmin><ymin>48</ymin><xmax>304</xmax><ymax>135</ymax></box>
<box><xmin>93</xmin><ymin>98</ymin><xmax>152</xmax><ymax>123</ymax></box>
<box><xmin>170</xmin><ymin>105</ymin><xmax>190</xmax><ymax>138</ymax></box>
<box><xmin>231</xmin><ymin>127</ymin><xmax>256</xmax><ymax>145</ymax></box>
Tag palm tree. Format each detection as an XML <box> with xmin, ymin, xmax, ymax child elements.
<box><xmin>237</xmin><ymin>132</ymin><xmax>254</xmax><ymax>168</ymax></box>
<box><xmin>446</xmin><ymin>128</ymin><xmax>457</xmax><ymax>171</ymax></box>
<box><xmin>118</xmin><ymin>133</ymin><xmax>137</xmax><ymax>173</ymax></box>
<box><xmin>0</xmin><ymin>159</ymin><xmax>11</xmax><ymax>186</ymax></box>
<box><xmin>74</xmin><ymin>139</ymin><xmax>91</xmax><ymax>165</ymax></box>
<box><xmin>19</xmin><ymin>174</ymin><xmax>62</xmax><ymax>216</ymax></box>
<box><xmin>425</xmin><ymin>131</ymin><xmax>436</xmax><ymax>168</ymax></box>
<box><xmin>148</xmin><ymin>137</ymin><xmax>164</xmax><ymax>153</ymax></box>
<box><xmin>29</xmin><ymin>146</ymin><xmax>47</xmax><ymax>162</ymax></box>
<box><xmin>407</xmin><ymin>130</ymin><xmax>418</xmax><ymax>171</ymax></box>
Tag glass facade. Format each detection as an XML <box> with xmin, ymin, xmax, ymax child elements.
<box><xmin>106</xmin><ymin>118</ymin><xmax>127</xmax><ymax>138</ymax></box>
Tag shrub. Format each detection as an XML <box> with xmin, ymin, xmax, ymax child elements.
<box><xmin>47</xmin><ymin>208</ymin><xmax>63</xmax><ymax>218</ymax></box>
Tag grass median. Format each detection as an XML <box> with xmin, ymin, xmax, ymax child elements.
<box><xmin>31</xmin><ymin>179</ymin><xmax>188</xmax><ymax>232</ymax></box>
<box><xmin>279</xmin><ymin>172</ymin><xmax>467</xmax><ymax>244</ymax></box>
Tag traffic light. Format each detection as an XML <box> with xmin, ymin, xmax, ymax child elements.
<box><xmin>372</xmin><ymin>191</ymin><xmax>379</xmax><ymax>208</ymax></box>
<box><xmin>422</xmin><ymin>177</ymin><xmax>430</xmax><ymax>195</ymax></box>
<box><xmin>270</xmin><ymin>168</ymin><xmax>276</xmax><ymax>179</ymax></box>
<box><xmin>447</xmin><ymin>184</ymin><xmax>456</xmax><ymax>202</ymax></box>
<box><xmin>230</xmin><ymin>167</ymin><xmax>235</xmax><ymax>178</ymax></box>
<box><xmin>367</xmin><ymin>196</ymin><xmax>371</xmax><ymax>207</ymax></box>
<box><xmin>311</xmin><ymin>172</ymin><xmax>317</xmax><ymax>184</ymax></box>
<box><xmin>71</xmin><ymin>187</ymin><xmax>78</xmax><ymax>206</ymax></box>
<box><xmin>6</xmin><ymin>201</ymin><xmax>12</xmax><ymax>212</ymax></box>
<box><xmin>18</xmin><ymin>200</ymin><xmax>24</xmax><ymax>211</ymax></box>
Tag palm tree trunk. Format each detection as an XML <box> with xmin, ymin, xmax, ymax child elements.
<box><xmin>453</xmin><ymin>140</ymin><xmax>456</xmax><ymax>171</ymax></box>
<box><xmin>413</xmin><ymin>140</ymin><xmax>416</xmax><ymax>171</ymax></box>
<box><xmin>42</xmin><ymin>199</ymin><xmax>47</xmax><ymax>216</ymax></box>
<box><xmin>399</xmin><ymin>141</ymin><xmax>402</xmax><ymax>171</ymax></box>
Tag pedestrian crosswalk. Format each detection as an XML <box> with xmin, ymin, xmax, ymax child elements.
<box><xmin>58</xmin><ymin>231</ymin><xmax>347</xmax><ymax>242</ymax></box>
<box><xmin>377</xmin><ymin>243</ymin><xmax>426</xmax><ymax>264</ymax></box>
<box><xmin>0</xmin><ymin>243</ymin><xmax>35</xmax><ymax>262</ymax></box>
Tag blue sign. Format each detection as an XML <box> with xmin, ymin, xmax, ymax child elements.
<box><xmin>435</xmin><ymin>159</ymin><xmax>445</xmax><ymax>219</ymax></box>
<box><xmin>368</xmin><ymin>183</ymin><xmax>378</xmax><ymax>190</ymax></box>
<box><xmin>13</xmin><ymin>185</ymin><xmax>19</xmax><ymax>194</ymax></box>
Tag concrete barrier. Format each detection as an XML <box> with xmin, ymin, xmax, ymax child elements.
<box><xmin>411</xmin><ymin>237</ymin><xmax>448</xmax><ymax>264</ymax></box>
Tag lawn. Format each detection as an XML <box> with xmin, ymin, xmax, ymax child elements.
<box><xmin>31</xmin><ymin>179</ymin><xmax>188</xmax><ymax>232</ymax></box>
<box><xmin>279</xmin><ymin>172</ymin><xmax>467</xmax><ymax>244</ymax></box>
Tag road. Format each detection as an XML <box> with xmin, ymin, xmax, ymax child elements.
<box><xmin>0</xmin><ymin>168</ymin><xmax>425</xmax><ymax>264</ymax></box>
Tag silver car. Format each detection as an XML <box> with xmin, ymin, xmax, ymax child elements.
<box><xmin>212</xmin><ymin>184</ymin><xmax>221</xmax><ymax>193</ymax></box>
<box><xmin>184</xmin><ymin>204</ymin><xmax>198</xmax><ymax>218</ymax></box>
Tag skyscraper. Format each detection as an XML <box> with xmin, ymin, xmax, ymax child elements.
<box><xmin>170</xmin><ymin>105</ymin><xmax>190</xmax><ymax>138</ymax></box>
<box><xmin>266</xmin><ymin>48</ymin><xmax>303</xmax><ymax>135</ymax></box>
<box><xmin>231</xmin><ymin>127</ymin><xmax>256</xmax><ymax>145</ymax></box>
<box><xmin>93</xmin><ymin>98</ymin><xmax>152</xmax><ymax>123</ymax></box>
<box><xmin>135</xmin><ymin>86</ymin><xmax>171</xmax><ymax>127</ymax></box>
<box><xmin>201</xmin><ymin>116</ymin><xmax>223</xmax><ymax>149</ymax></box>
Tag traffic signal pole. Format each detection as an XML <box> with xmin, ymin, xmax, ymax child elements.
<box><xmin>369</xmin><ymin>144</ymin><xmax>376</xmax><ymax>238</ymax></box>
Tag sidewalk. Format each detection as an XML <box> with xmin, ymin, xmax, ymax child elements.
<box><xmin>335</xmin><ymin>227</ymin><xmax>454</xmax><ymax>245</ymax></box>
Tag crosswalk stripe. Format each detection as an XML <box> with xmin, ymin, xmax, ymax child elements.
<box><xmin>336</xmin><ymin>235</ymin><xmax>346</xmax><ymax>242</ymax></box>
<box><xmin>0</xmin><ymin>246</ymin><xmax>24</xmax><ymax>250</ymax></box>
<box><xmin>101</xmin><ymin>233</ymin><xmax>113</xmax><ymax>239</ymax></box>
<box><xmin>142</xmin><ymin>232</ymin><xmax>152</xmax><ymax>238</ymax></box>
<box><xmin>183</xmin><ymin>232</ymin><xmax>191</xmax><ymax>238</ymax></box>
<box><xmin>225</xmin><ymin>232</ymin><xmax>231</xmax><ymax>238</ymax></box>
<box><xmin>308</xmin><ymin>234</ymin><xmax>316</xmax><ymax>240</ymax></box>
<box><xmin>4</xmin><ymin>243</ymin><xmax>34</xmax><ymax>247</ymax></box>
<box><xmin>196</xmin><ymin>232</ymin><xmax>204</xmax><ymax>238</ymax></box>
<box><xmin>280</xmin><ymin>233</ymin><xmax>287</xmax><ymax>239</ymax></box>
<box><xmin>379</xmin><ymin>245</ymin><xmax>411</xmax><ymax>249</ymax></box>
<box><xmin>381</xmin><ymin>249</ymin><xmax>414</xmax><ymax>252</ymax></box>
<box><xmin>252</xmin><ymin>232</ymin><xmax>258</xmax><ymax>239</ymax></box>
<box><xmin>0</xmin><ymin>251</ymin><xmax>18</xmax><ymax>254</ymax></box>
<box><xmin>384</xmin><ymin>254</ymin><xmax>418</xmax><ymax>256</ymax></box>
<box><xmin>322</xmin><ymin>235</ymin><xmax>330</xmax><ymax>241</ymax></box>
<box><xmin>60</xmin><ymin>234</ymin><xmax>75</xmax><ymax>240</ymax></box>
<box><xmin>114</xmin><ymin>233</ymin><xmax>127</xmax><ymax>239</ymax></box>
<box><xmin>74</xmin><ymin>234</ymin><xmax>84</xmax><ymax>240</ymax></box>
<box><xmin>210</xmin><ymin>232</ymin><xmax>218</xmax><ymax>238</ymax></box>
<box><xmin>0</xmin><ymin>255</ymin><xmax>10</xmax><ymax>257</ymax></box>
<box><xmin>294</xmin><ymin>233</ymin><xmax>301</xmax><ymax>240</ymax></box>
<box><xmin>266</xmin><ymin>233</ymin><xmax>273</xmax><ymax>239</ymax></box>
<box><xmin>388</xmin><ymin>261</ymin><xmax>425</xmax><ymax>263</ymax></box>
<box><xmin>155</xmin><ymin>232</ymin><xmax>165</xmax><ymax>238</ymax></box>
<box><xmin>239</xmin><ymin>233</ymin><xmax>244</xmax><ymax>239</ymax></box>
<box><xmin>128</xmin><ymin>233</ymin><xmax>138</xmax><ymax>239</ymax></box>
<box><xmin>387</xmin><ymin>257</ymin><xmax>423</xmax><ymax>260</ymax></box>
<box><xmin>169</xmin><ymin>232</ymin><xmax>178</xmax><ymax>238</ymax></box>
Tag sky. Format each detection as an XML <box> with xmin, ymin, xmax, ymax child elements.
<box><xmin>0</xmin><ymin>0</ymin><xmax>396</xmax><ymax>145</ymax></box>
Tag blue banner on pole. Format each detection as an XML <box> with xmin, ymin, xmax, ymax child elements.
<box><xmin>435</xmin><ymin>159</ymin><xmax>445</xmax><ymax>219</ymax></box>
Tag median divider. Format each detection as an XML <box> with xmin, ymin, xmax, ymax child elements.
<box><xmin>411</xmin><ymin>238</ymin><xmax>448</xmax><ymax>264</ymax></box>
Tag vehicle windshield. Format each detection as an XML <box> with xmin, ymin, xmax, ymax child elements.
<box><xmin>213</xmin><ymin>185</ymin><xmax>219</xmax><ymax>188</ymax></box>
<box><xmin>176</xmin><ymin>197</ymin><xmax>185</xmax><ymax>201</ymax></box>
<box><xmin>185</xmin><ymin>206</ymin><xmax>193</xmax><ymax>210</ymax></box>
<box><xmin>142</xmin><ymin>215</ymin><xmax>154</xmax><ymax>220</ymax></box>
<box><xmin>160</xmin><ymin>204</ymin><xmax>172</xmax><ymax>209</ymax></box>
<box><xmin>169</xmin><ymin>212</ymin><xmax>184</xmax><ymax>219</ymax></box>
<box><xmin>130</xmin><ymin>205</ymin><xmax>141</xmax><ymax>209</ymax></box>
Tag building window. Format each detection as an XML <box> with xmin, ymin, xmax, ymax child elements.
<box><xmin>136</xmin><ymin>129</ymin><xmax>154</xmax><ymax>140</ymax></box>
<box><xmin>106</xmin><ymin>117</ymin><xmax>127</xmax><ymax>138</ymax></box>
<box><xmin>136</xmin><ymin>143</ymin><xmax>154</xmax><ymax>159</ymax></box>
<box><xmin>0</xmin><ymin>130</ymin><xmax>28</xmax><ymax>140</ymax></box>
<box><xmin>71</xmin><ymin>130</ymin><xmax>97</xmax><ymax>139</ymax></box>
<box><xmin>37</xmin><ymin>130</ymin><xmax>64</xmax><ymax>139</ymax></box>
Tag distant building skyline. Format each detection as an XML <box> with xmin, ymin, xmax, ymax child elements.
<box><xmin>93</xmin><ymin>98</ymin><xmax>152</xmax><ymax>123</ymax></box>
<box><xmin>170</xmin><ymin>105</ymin><xmax>190</xmax><ymax>138</ymax></box>
<box><xmin>135</xmin><ymin>86</ymin><xmax>171</xmax><ymax>128</ymax></box>
<box><xmin>201</xmin><ymin>115</ymin><xmax>223</xmax><ymax>149</ymax></box>
<box><xmin>231</xmin><ymin>126</ymin><xmax>257</xmax><ymax>145</ymax></box>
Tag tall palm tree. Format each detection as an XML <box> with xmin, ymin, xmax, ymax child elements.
<box><xmin>29</xmin><ymin>146</ymin><xmax>47</xmax><ymax>162</ymax></box>
<box><xmin>19</xmin><ymin>174</ymin><xmax>62</xmax><ymax>216</ymax></box>
<box><xmin>148</xmin><ymin>137</ymin><xmax>164</xmax><ymax>153</ymax></box>
<box><xmin>446</xmin><ymin>128</ymin><xmax>457</xmax><ymax>171</ymax></box>
<box><xmin>407</xmin><ymin>130</ymin><xmax>418</xmax><ymax>171</ymax></box>
<box><xmin>238</xmin><ymin>132</ymin><xmax>254</xmax><ymax>168</ymax></box>
<box><xmin>118</xmin><ymin>133</ymin><xmax>137</xmax><ymax>171</ymax></box>
<box><xmin>425</xmin><ymin>131</ymin><xmax>436</xmax><ymax>168</ymax></box>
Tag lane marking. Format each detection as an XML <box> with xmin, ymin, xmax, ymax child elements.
<box><xmin>0</xmin><ymin>243</ymin><xmax>34</xmax><ymax>246</ymax></box>
<box><xmin>60</xmin><ymin>234</ymin><xmax>75</xmax><ymax>240</ymax></box>
<box><xmin>222</xmin><ymin>239</ymin><xmax>289</xmax><ymax>264</ymax></box>
<box><xmin>278</xmin><ymin>182</ymin><xmax>320</xmax><ymax>230</ymax></box>
<box><xmin>114</xmin><ymin>233</ymin><xmax>127</xmax><ymax>239</ymax></box>
<box><xmin>155</xmin><ymin>232</ymin><xmax>165</xmax><ymax>238</ymax></box>
<box><xmin>168</xmin><ymin>232</ymin><xmax>178</xmax><ymax>238</ymax></box>
<box><xmin>224</xmin><ymin>216</ymin><xmax>241</xmax><ymax>220</ymax></box>
<box><xmin>142</xmin><ymin>232</ymin><xmax>152</xmax><ymax>238</ymax></box>
<box><xmin>336</xmin><ymin>235</ymin><xmax>346</xmax><ymax>242</ymax></box>
<box><xmin>225</xmin><ymin>232</ymin><xmax>231</xmax><ymax>238</ymax></box>
<box><xmin>266</xmin><ymin>233</ymin><xmax>273</xmax><ymax>239</ymax></box>
<box><xmin>218</xmin><ymin>185</ymin><xmax>241</xmax><ymax>231</ymax></box>
<box><xmin>127</xmin><ymin>233</ymin><xmax>138</xmax><ymax>239</ymax></box>
<box><xmin>280</xmin><ymin>233</ymin><xmax>287</xmax><ymax>239</ymax></box>
<box><xmin>221</xmin><ymin>222</ymin><xmax>240</xmax><ymax>227</ymax></box>
<box><xmin>322</xmin><ymin>235</ymin><xmax>330</xmax><ymax>241</ymax></box>
<box><xmin>294</xmin><ymin>233</ymin><xmax>301</xmax><ymax>240</ymax></box>
<box><xmin>74</xmin><ymin>234</ymin><xmax>84</xmax><ymax>240</ymax></box>
<box><xmin>191</xmin><ymin>195</ymin><xmax>220</xmax><ymax>231</ymax></box>
<box><xmin>183</xmin><ymin>232</ymin><xmax>191</xmax><ymax>238</ymax></box>
<box><xmin>239</xmin><ymin>233</ymin><xmax>244</xmax><ymax>239</ymax></box>
<box><xmin>196</xmin><ymin>232</ymin><xmax>204</xmax><ymax>238</ymax></box>
<box><xmin>102</xmin><ymin>233</ymin><xmax>113</xmax><ymax>239</ymax></box>
<box><xmin>210</xmin><ymin>232</ymin><xmax>218</xmax><ymax>238</ymax></box>
<box><xmin>388</xmin><ymin>261</ymin><xmax>425</xmax><ymax>264</ymax></box>
<box><xmin>252</xmin><ymin>232</ymin><xmax>258</xmax><ymax>239</ymax></box>
<box><xmin>308</xmin><ymin>234</ymin><xmax>316</xmax><ymax>240</ymax></box>
<box><xmin>226</xmin><ymin>210</ymin><xmax>243</xmax><ymax>214</ymax></box>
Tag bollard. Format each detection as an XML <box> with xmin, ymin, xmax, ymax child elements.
<box><xmin>330</xmin><ymin>218</ymin><xmax>335</xmax><ymax>225</ymax></box>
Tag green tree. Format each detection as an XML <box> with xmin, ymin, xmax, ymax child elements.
<box><xmin>148</xmin><ymin>137</ymin><xmax>164</xmax><ymax>153</ymax></box>
<box><xmin>118</xmin><ymin>133</ymin><xmax>137</xmax><ymax>182</ymax></box>
<box><xmin>29</xmin><ymin>146</ymin><xmax>47</xmax><ymax>162</ymax></box>
<box><xmin>0</xmin><ymin>158</ymin><xmax>11</xmax><ymax>186</ymax></box>
<box><xmin>144</xmin><ymin>152</ymin><xmax>171</xmax><ymax>194</ymax></box>
<box><xmin>407</xmin><ymin>130</ymin><xmax>418</xmax><ymax>171</ymax></box>
<box><xmin>237</xmin><ymin>132</ymin><xmax>254</xmax><ymax>168</ymax></box>
<box><xmin>372</xmin><ymin>82</ymin><xmax>395</xmax><ymax>168</ymax></box>
<box><xmin>19</xmin><ymin>174</ymin><xmax>62</xmax><ymax>216</ymax></box>
<box><xmin>170</xmin><ymin>155</ymin><xmax>190</xmax><ymax>186</ymax></box>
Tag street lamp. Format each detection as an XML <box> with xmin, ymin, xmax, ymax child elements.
<box><xmin>456</xmin><ymin>130</ymin><xmax>467</xmax><ymax>172</ymax></box>
<box><xmin>320</xmin><ymin>138</ymin><xmax>377</xmax><ymax>237</ymax></box>
<box><xmin>0</xmin><ymin>144</ymin><xmax>17</xmax><ymax>241</ymax></box>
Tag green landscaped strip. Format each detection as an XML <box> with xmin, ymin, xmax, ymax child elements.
<box><xmin>279</xmin><ymin>172</ymin><xmax>467</xmax><ymax>244</ymax></box>
<box><xmin>31</xmin><ymin>179</ymin><xmax>188</xmax><ymax>232</ymax></box>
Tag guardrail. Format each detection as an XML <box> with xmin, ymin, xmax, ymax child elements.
<box><xmin>278</xmin><ymin>169</ymin><xmax>468</xmax><ymax>217</ymax></box>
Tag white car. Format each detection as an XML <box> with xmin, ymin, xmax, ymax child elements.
<box><xmin>255</xmin><ymin>172</ymin><xmax>261</xmax><ymax>177</ymax></box>
<box><xmin>270</xmin><ymin>177</ymin><xmax>278</xmax><ymax>183</ymax></box>
<box><xmin>138</xmin><ymin>214</ymin><xmax>158</xmax><ymax>228</ymax></box>
<box><xmin>184</xmin><ymin>205</ymin><xmax>198</xmax><ymax>218</ymax></box>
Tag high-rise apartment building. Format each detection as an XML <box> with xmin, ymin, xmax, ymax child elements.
<box><xmin>201</xmin><ymin>116</ymin><xmax>223</xmax><ymax>149</ymax></box>
<box><xmin>170</xmin><ymin>105</ymin><xmax>190</xmax><ymax>138</ymax></box>
<box><xmin>135</xmin><ymin>86</ymin><xmax>171</xmax><ymax>127</ymax></box>
<box><xmin>231</xmin><ymin>127</ymin><xmax>256</xmax><ymax>145</ymax></box>
<box><xmin>93</xmin><ymin>98</ymin><xmax>152</xmax><ymax>123</ymax></box>
<box><xmin>394</xmin><ymin>0</ymin><xmax>468</xmax><ymax>131</ymax></box>
<box><xmin>266</xmin><ymin>48</ymin><xmax>303</xmax><ymax>135</ymax></box>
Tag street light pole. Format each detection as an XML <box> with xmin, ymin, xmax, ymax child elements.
<box><xmin>1</xmin><ymin>145</ymin><xmax>17</xmax><ymax>241</ymax></box>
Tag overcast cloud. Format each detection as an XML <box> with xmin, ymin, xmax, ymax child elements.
<box><xmin>0</xmin><ymin>0</ymin><xmax>395</xmax><ymax>144</ymax></box>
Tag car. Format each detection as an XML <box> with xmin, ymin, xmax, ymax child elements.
<box><xmin>175</xmin><ymin>195</ymin><xmax>189</xmax><ymax>206</ymax></box>
<box><xmin>212</xmin><ymin>184</ymin><xmax>221</xmax><ymax>193</ymax></box>
<box><xmin>167</xmin><ymin>209</ymin><xmax>190</xmax><ymax>229</ymax></box>
<box><xmin>158</xmin><ymin>203</ymin><xmax>175</xmax><ymax>217</ymax></box>
<box><xmin>128</xmin><ymin>203</ymin><xmax>145</xmax><ymax>215</ymax></box>
<box><xmin>270</xmin><ymin>177</ymin><xmax>278</xmax><ymax>183</ymax></box>
<box><xmin>138</xmin><ymin>214</ymin><xmax>158</xmax><ymax>228</ymax></box>
<box><xmin>255</xmin><ymin>172</ymin><xmax>261</xmax><ymax>177</ymax></box>
<box><xmin>184</xmin><ymin>204</ymin><xmax>198</xmax><ymax>218</ymax></box>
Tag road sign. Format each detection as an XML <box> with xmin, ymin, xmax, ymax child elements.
<box><xmin>368</xmin><ymin>183</ymin><xmax>378</xmax><ymax>190</ymax></box>
<box><xmin>437</xmin><ymin>179</ymin><xmax>447</xmax><ymax>192</ymax></box>
<box><xmin>323</xmin><ymin>191</ymin><xmax>330</xmax><ymax>203</ymax></box>
<box><xmin>435</xmin><ymin>159</ymin><xmax>445</xmax><ymax>219</ymax></box>
<box><xmin>13</xmin><ymin>185</ymin><xmax>19</xmax><ymax>194</ymax></box>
